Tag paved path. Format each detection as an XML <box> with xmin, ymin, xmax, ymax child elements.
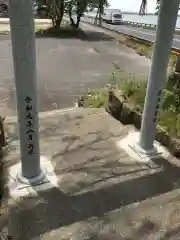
<box><xmin>0</xmin><ymin>22</ymin><xmax>150</xmax><ymax>116</ymax></box>
<box><xmin>2</xmin><ymin>108</ymin><xmax>180</xmax><ymax>239</ymax></box>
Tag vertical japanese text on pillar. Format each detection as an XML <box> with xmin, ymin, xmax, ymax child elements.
<box><xmin>25</xmin><ymin>96</ymin><xmax>35</xmax><ymax>155</ymax></box>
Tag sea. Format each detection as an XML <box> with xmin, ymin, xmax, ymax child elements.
<box><xmin>122</xmin><ymin>13</ymin><xmax>180</xmax><ymax>29</ymax></box>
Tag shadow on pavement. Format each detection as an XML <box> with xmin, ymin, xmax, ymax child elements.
<box><xmin>7</xmin><ymin>156</ymin><xmax>180</xmax><ymax>239</ymax></box>
<box><xmin>159</xmin><ymin>226</ymin><xmax>180</xmax><ymax>240</ymax></box>
<box><xmin>4</xmin><ymin>110</ymin><xmax>180</xmax><ymax>239</ymax></box>
<box><xmin>36</xmin><ymin>27</ymin><xmax>114</xmax><ymax>42</ymax></box>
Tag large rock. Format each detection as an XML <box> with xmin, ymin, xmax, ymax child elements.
<box><xmin>120</xmin><ymin>102</ymin><xmax>134</xmax><ymax>125</ymax></box>
<box><xmin>106</xmin><ymin>90</ymin><xmax>124</xmax><ymax>120</ymax></box>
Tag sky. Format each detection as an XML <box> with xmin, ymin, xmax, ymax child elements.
<box><xmin>109</xmin><ymin>0</ymin><xmax>157</xmax><ymax>13</ymax></box>
<box><xmin>0</xmin><ymin>0</ymin><xmax>157</xmax><ymax>14</ymax></box>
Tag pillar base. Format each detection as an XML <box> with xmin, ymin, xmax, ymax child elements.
<box><xmin>117</xmin><ymin>131</ymin><xmax>170</xmax><ymax>163</ymax></box>
<box><xmin>132</xmin><ymin>141</ymin><xmax>158</xmax><ymax>158</ymax></box>
<box><xmin>8</xmin><ymin>156</ymin><xmax>58</xmax><ymax>198</ymax></box>
<box><xmin>16</xmin><ymin>167</ymin><xmax>46</xmax><ymax>186</ymax></box>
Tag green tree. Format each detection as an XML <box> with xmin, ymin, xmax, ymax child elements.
<box><xmin>37</xmin><ymin>0</ymin><xmax>65</xmax><ymax>28</ymax></box>
<box><xmin>139</xmin><ymin>0</ymin><xmax>147</xmax><ymax>15</ymax></box>
<box><xmin>139</xmin><ymin>0</ymin><xmax>160</xmax><ymax>15</ymax></box>
<box><xmin>66</xmin><ymin>0</ymin><xmax>88</xmax><ymax>28</ymax></box>
<box><xmin>93</xmin><ymin>0</ymin><xmax>109</xmax><ymax>25</ymax></box>
<box><xmin>37</xmin><ymin>0</ymin><xmax>109</xmax><ymax>28</ymax></box>
<box><xmin>155</xmin><ymin>0</ymin><xmax>160</xmax><ymax>15</ymax></box>
<box><xmin>67</xmin><ymin>0</ymin><xmax>109</xmax><ymax>28</ymax></box>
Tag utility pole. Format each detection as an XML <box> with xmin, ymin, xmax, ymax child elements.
<box><xmin>136</xmin><ymin>0</ymin><xmax>180</xmax><ymax>155</ymax></box>
<box><xmin>8</xmin><ymin>0</ymin><xmax>45</xmax><ymax>184</ymax></box>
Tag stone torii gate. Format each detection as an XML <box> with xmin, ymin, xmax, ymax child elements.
<box><xmin>7</xmin><ymin>0</ymin><xmax>180</xmax><ymax>186</ymax></box>
<box><xmin>8</xmin><ymin>0</ymin><xmax>46</xmax><ymax>186</ymax></box>
<box><xmin>133</xmin><ymin>0</ymin><xmax>180</xmax><ymax>158</ymax></box>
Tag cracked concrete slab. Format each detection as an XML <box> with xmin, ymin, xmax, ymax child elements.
<box><xmin>1</xmin><ymin>108</ymin><xmax>180</xmax><ymax>240</ymax></box>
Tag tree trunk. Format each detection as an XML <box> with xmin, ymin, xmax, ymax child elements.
<box><xmin>68</xmin><ymin>2</ymin><xmax>76</xmax><ymax>27</ymax></box>
<box><xmin>98</xmin><ymin>5</ymin><xmax>101</xmax><ymax>26</ymax></box>
<box><xmin>75</xmin><ymin>0</ymin><xmax>87</xmax><ymax>28</ymax></box>
<box><xmin>55</xmin><ymin>19</ymin><xmax>61</xmax><ymax>28</ymax></box>
<box><xmin>51</xmin><ymin>17</ymin><xmax>55</xmax><ymax>27</ymax></box>
<box><xmin>0</xmin><ymin>117</ymin><xmax>5</xmax><ymax>147</ymax></box>
<box><xmin>69</xmin><ymin>13</ymin><xmax>76</xmax><ymax>27</ymax></box>
<box><xmin>98</xmin><ymin>0</ymin><xmax>104</xmax><ymax>26</ymax></box>
<box><xmin>50</xmin><ymin>0</ymin><xmax>64</xmax><ymax>29</ymax></box>
<box><xmin>55</xmin><ymin>0</ymin><xmax>64</xmax><ymax>28</ymax></box>
<box><xmin>175</xmin><ymin>56</ymin><xmax>180</xmax><ymax>73</ymax></box>
<box><xmin>94</xmin><ymin>7</ymin><xmax>99</xmax><ymax>25</ymax></box>
<box><xmin>76</xmin><ymin>14</ymin><xmax>81</xmax><ymax>28</ymax></box>
<box><xmin>59</xmin><ymin>0</ymin><xmax>64</xmax><ymax>24</ymax></box>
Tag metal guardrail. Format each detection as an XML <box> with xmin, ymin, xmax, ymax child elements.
<box><xmin>83</xmin><ymin>14</ymin><xmax>180</xmax><ymax>56</ymax></box>
<box><xmin>121</xmin><ymin>20</ymin><xmax>180</xmax><ymax>33</ymax></box>
<box><xmin>124</xmin><ymin>21</ymin><xmax>157</xmax><ymax>28</ymax></box>
<box><xmin>85</xmin><ymin>14</ymin><xmax>180</xmax><ymax>30</ymax></box>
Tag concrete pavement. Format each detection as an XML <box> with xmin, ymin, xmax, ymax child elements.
<box><xmin>0</xmin><ymin>18</ymin><xmax>51</xmax><ymax>24</ymax></box>
<box><xmin>0</xmin><ymin>22</ymin><xmax>150</xmax><ymax>117</ymax></box>
<box><xmin>2</xmin><ymin>108</ymin><xmax>180</xmax><ymax>239</ymax></box>
<box><xmin>0</xmin><ymin>18</ymin><xmax>52</xmax><ymax>32</ymax></box>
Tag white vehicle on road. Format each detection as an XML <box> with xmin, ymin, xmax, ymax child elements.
<box><xmin>102</xmin><ymin>9</ymin><xmax>123</xmax><ymax>25</ymax></box>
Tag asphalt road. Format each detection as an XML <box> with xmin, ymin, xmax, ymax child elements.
<box><xmin>83</xmin><ymin>16</ymin><xmax>180</xmax><ymax>50</ymax></box>
<box><xmin>0</xmin><ymin>34</ymin><xmax>112</xmax><ymax>116</ymax></box>
<box><xmin>0</xmin><ymin>24</ymin><xmax>150</xmax><ymax>116</ymax></box>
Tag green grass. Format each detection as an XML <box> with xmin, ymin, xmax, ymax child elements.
<box><xmin>159</xmin><ymin>111</ymin><xmax>180</xmax><ymax>138</ymax></box>
<box><xmin>118</xmin><ymin>35</ymin><xmax>177</xmax><ymax>68</ymax></box>
<box><xmin>169</xmin><ymin>54</ymin><xmax>177</xmax><ymax>67</ymax></box>
<box><xmin>129</xmin><ymin>24</ymin><xmax>180</xmax><ymax>35</ymax></box>
<box><xmin>119</xmin><ymin>72</ymin><xmax>180</xmax><ymax>138</ymax></box>
<box><xmin>83</xmin><ymin>71</ymin><xmax>180</xmax><ymax>139</ymax></box>
<box><xmin>82</xmin><ymin>88</ymin><xmax>109</xmax><ymax>108</ymax></box>
<box><xmin>119</xmin><ymin>36</ymin><xmax>153</xmax><ymax>59</ymax></box>
<box><xmin>119</xmin><ymin>79</ymin><xmax>147</xmax><ymax>111</ymax></box>
<box><xmin>82</xmin><ymin>70</ymin><xmax>146</xmax><ymax>108</ymax></box>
